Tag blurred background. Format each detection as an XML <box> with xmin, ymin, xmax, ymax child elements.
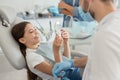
<box><xmin>0</xmin><ymin>0</ymin><xmax>120</xmax><ymax>80</ymax></box>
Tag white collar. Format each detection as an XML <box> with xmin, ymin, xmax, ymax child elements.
<box><xmin>26</xmin><ymin>48</ymin><xmax>37</xmax><ymax>52</ymax></box>
<box><xmin>96</xmin><ymin>10</ymin><xmax>116</xmax><ymax>31</ymax></box>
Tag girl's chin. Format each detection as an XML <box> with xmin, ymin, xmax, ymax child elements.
<box><xmin>37</xmin><ymin>41</ymin><xmax>40</xmax><ymax>44</ymax></box>
<box><xmin>34</xmin><ymin>40</ymin><xmax>40</xmax><ymax>45</ymax></box>
<box><xmin>34</xmin><ymin>42</ymin><xmax>40</xmax><ymax>47</ymax></box>
<box><xmin>36</xmin><ymin>38</ymin><xmax>40</xmax><ymax>42</ymax></box>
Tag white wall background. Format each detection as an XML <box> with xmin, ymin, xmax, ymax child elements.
<box><xmin>118</xmin><ymin>1</ymin><xmax>120</xmax><ymax>8</ymax></box>
<box><xmin>0</xmin><ymin>0</ymin><xmax>119</xmax><ymax>12</ymax></box>
<box><xmin>0</xmin><ymin>0</ymin><xmax>60</xmax><ymax>12</ymax></box>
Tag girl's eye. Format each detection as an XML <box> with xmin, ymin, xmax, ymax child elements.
<box><xmin>29</xmin><ymin>29</ymin><xmax>34</xmax><ymax>33</ymax></box>
<box><xmin>34</xmin><ymin>28</ymin><xmax>37</xmax><ymax>31</ymax></box>
<box><xmin>34</xmin><ymin>27</ymin><xmax>38</xmax><ymax>30</ymax></box>
<box><xmin>29</xmin><ymin>27</ymin><xmax>37</xmax><ymax>33</ymax></box>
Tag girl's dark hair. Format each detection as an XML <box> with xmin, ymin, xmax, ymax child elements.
<box><xmin>101</xmin><ymin>0</ymin><xmax>114</xmax><ymax>2</ymax></box>
<box><xmin>11</xmin><ymin>21</ymin><xmax>37</xmax><ymax>80</ymax></box>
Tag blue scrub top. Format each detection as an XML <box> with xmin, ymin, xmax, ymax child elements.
<box><xmin>62</xmin><ymin>0</ymin><xmax>84</xmax><ymax>27</ymax></box>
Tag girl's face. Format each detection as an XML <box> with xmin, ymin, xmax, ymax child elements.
<box><xmin>19</xmin><ymin>23</ymin><xmax>40</xmax><ymax>48</ymax></box>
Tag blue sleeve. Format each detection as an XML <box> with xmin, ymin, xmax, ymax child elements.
<box><xmin>62</xmin><ymin>0</ymin><xmax>81</xmax><ymax>27</ymax></box>
<box><xmin>63</xmin><ymin>0</ymin><xmax>73</xmax><ymax>6</ymax></box>
<box><xmin>63</xmin><ymin>0</ymin><xmax>79</xmax><ymax>6</ymax></box>
<box><xmin>63</xmin><ymin>15</ymin><xmax>71</xmax><ymax>27</ymax></box>
<box><xmin>62</xmin><ymin>68</ymin><xmax>82</xmax><ymax>80</ymax></box>
<box><xmin>73</xmin><ymin>7</ymin><xmax>84</xmax><ymax>21</ymax></box>
<box><xmin>74</xmin><ymin>0</ymin><xmax>79</xmax><ymax>6</ymax></box>
<box><xmin>63</xmin><ymin>0</ymin><xmax>84</xmax><ymax>21</ymax></box>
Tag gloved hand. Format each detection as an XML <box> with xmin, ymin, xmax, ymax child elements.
<box><xmin>61</xmin><ymin>77</ymin><xmax>70</xmax><ymax>80</ymax></box>
<box><xmin>52</xmin><ymin>60</ymin><xmax>74</xmax><ymax>80</ymax></box>
<box><xmin>57</xmin><ymin>71</ymin><xmax>66</xmax><ymax>77</ymax></box>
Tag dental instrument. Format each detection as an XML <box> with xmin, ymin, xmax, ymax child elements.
<box><xmin>54</xmin><ymin>21</ymin><xmax>61</xmax><ymax>35</ymax></box>
<box><xmin>49</xmin><ymin>15</ymin><xmax>52</xmax><ymax>31</ymax></box>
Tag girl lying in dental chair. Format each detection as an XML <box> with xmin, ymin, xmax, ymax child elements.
<box><xmin>11</xmin><ymin>21</ymin><xmax>71</xmax><ymax>80</ymax></box>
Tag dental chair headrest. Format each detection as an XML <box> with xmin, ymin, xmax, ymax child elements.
<box><xmin>0</xmin><ymin>6</ymin><xmax>17</xmax><ymax>26</ymax></box>
<box><xmin>0</xmin><ymin>5</ymin><xmax>26</xmax><ymax>69</ymax></box>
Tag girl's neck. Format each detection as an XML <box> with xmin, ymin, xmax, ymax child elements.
<box><xmin>95</xmin><ymin>3</ymin><xmax>116</xmax><ymax>22</ymax></box>
<box><xmin>26</xmin><ymin>43</ymin><xmax>39</xmax><ymax>50</ymax></box>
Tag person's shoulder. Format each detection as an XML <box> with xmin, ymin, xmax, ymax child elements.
<box><xmin>116</xmin><ymin>9</ymin><xmax>120</xmax><ymax>12</ymax></box>
<box><xmin>102</xmin><ymin>10</ymin><xmax>120</xmax><ymax>29</ymax></box>
<box><xmin>106</xmin><ymin>10</ymin><xmax>120</xmax><ymax>30</ymax></box>
<box><xmin>113</xmin><ymin>9</ymin><xmax>120</xmax><ymax>16</ymax></box>
<box><xmin>26</xmin><ymin>48</ymin><xmax>44</xmax><ymax>59</ymax></box>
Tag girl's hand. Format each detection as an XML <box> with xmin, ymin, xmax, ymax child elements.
<box><xmin>53</xmin><ymin>34</ymin><xmax>63</xmax><ymax>62</ymax></box>
<box><xmin>53</xmin><ymin>34</ymin><xmax>63</xmax><ymax>48</ymax></box>
<box><xmin>61</xmin><ymin>29</ymin><xmax>69</xmax><ymax>44</ymax></box>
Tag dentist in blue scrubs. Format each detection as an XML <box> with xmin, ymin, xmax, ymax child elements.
<box><xmin>58</xmin><ymin>0</ymin><xmax>80</xmax><ymax>27</ymax></box>
<box><xmin>58</xmin><ymin>0</ymin><xmax>94</xmax><ymax>27</ymax></box>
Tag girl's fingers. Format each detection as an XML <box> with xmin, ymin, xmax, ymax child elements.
<box><xmin>54</xmin><ymin>34</ymin><xmax>63</xmax><ymax>46</ymax></box>
<box><xmin>61</xmin><ymin>32</ymin><xmax>69</xmax><ymax>38</ymax></box>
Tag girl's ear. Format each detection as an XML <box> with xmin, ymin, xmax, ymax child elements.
<box><xmin>19</xmin><ymin>38</ymin><xmax>26</xmax><ymax>44</ymax></box>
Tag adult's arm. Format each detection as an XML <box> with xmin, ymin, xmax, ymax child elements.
<box><xmin>73</xmin><ymin>56</ymin><xmax>87</xmax><ymax>68</ymax></box>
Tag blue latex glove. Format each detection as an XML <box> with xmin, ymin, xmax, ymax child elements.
<box><xmin>66</xmin><ymin>68</ymin><xmax>81</xmax><ymax>80</ymax></box>
<box><xmin>61</xmin><ymin>77</ymin><xmax>70</xmax><ymax>80</ymax></box>
<box><xmin>48</xmin><ymin>6</ymin><xmax>60</xmax><ymax>16</ymax></box>
<box><xmin>52</xmin><ymin>60</ymin><xmax>74</xmax><ymax>80</ymax></box>
<box><xmin>52</xmin><ymin>63</ymin><xmax>66</xmax><ymax>80</ymax></box>
<box><xmin>57</xmin><ymin>71</ymin><xmax>66</xmax><ymax>77</ymax></box>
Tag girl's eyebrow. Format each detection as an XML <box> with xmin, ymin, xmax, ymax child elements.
<box><xmin>34</xmin><ymin>26</ymin><xmax>37</xmax><ymax>29</ymax></box>
<box><xmin>28</xmin><ymin>28</ymin><xmax>34</xmax><ymax>32</ymax></box>
<box><xmin>28</xmin><ymin>27</ymin><xmax>37</xmax><ymax>32</ymax></box>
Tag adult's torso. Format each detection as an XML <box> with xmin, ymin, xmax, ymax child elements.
<box><xmin>83</xmin><ymin>10</ymin><xmax>120</xmax><ymax>80</ymax></box>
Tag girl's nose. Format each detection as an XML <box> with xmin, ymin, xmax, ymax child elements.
<box><xmin>35</xmin><ymin>29</ymin><xmax>39</xmax><ymax>34</ymax></box>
